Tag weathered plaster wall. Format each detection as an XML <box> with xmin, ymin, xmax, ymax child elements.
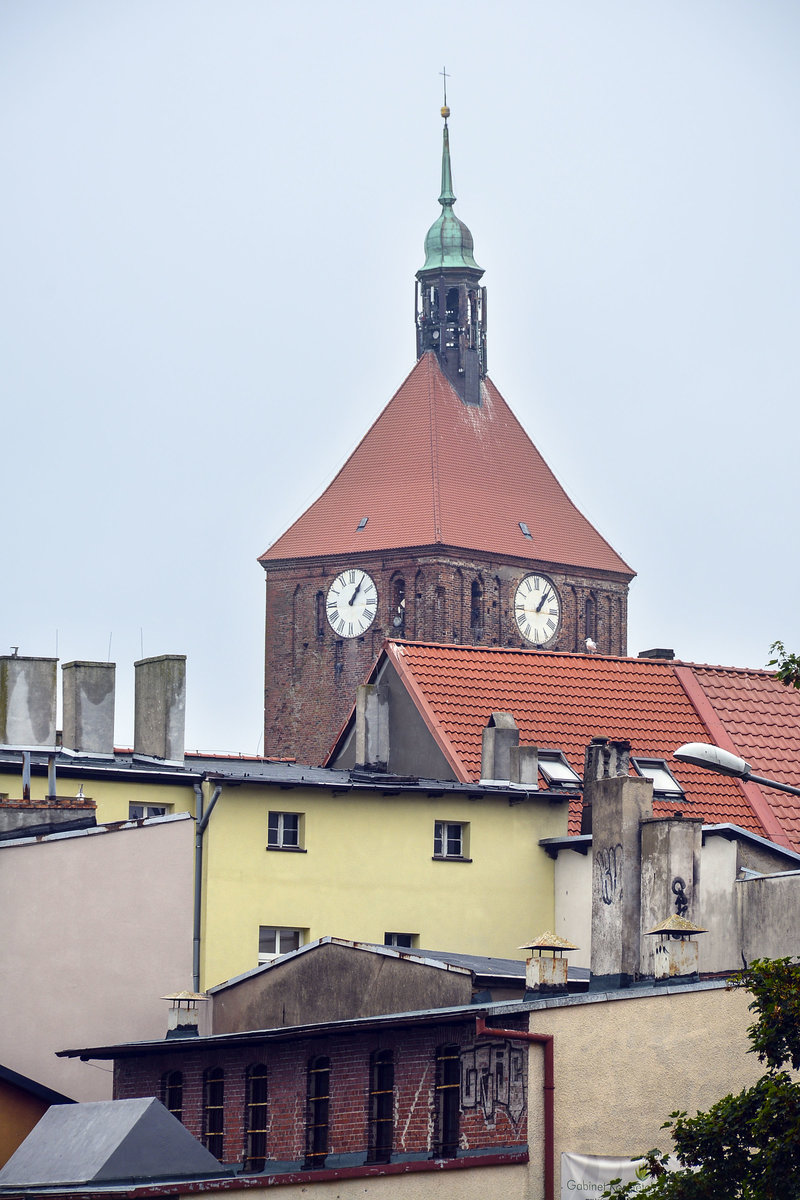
<box><xmin>526</xmin><ymin>983</ymin><xmax>760</xmax><ymax>1165</ymax></box>
<box><xmin>0</xmin><ymin>816</ymin><xmax>194</xmax><ymax>1101</ymax></box>
<box><xmin>174</xmin><ymin>1165</ymin><xmax>531</xmax><ymax>1200</ymax></box>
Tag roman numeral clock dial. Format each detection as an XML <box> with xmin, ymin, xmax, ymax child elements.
<box><xmin>514</xmin><ymin>574</ymin><xmax>562</xmax><ymax>646</ymax></box>
<box><xmin>326</xmin><ymin>569</ymin><xmax>378</xmax><ymax>638</ymax></box>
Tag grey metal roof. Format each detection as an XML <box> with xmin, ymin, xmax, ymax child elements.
<box><xmin>0</xmin><ymin>747</ymin><xmax>571</xmax><ymax>800</ymax></box>
<box><xmin>0</xmin><ymin>1098</ymin><xmax>225</xmax><ymax>1187</ymax></box>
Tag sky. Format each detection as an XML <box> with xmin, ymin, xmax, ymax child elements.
<box><xmin>3</xmin><ymin>1</ymin><xmax>800</xmax><ymax>753</ymax></box>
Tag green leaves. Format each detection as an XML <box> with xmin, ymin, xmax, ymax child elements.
<box><xmin>768</xmin><ymin>640</ymin><xmax>800</xmax><ymax>690</ymax></box>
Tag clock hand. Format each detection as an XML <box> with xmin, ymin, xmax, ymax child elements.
<box><xmin>348</xmin><ymin>575</ymin><xmax>364</xmax><ymax>606</ymax></box>
<box><xmin>536</xmin><ymin>588</ymin><xmax>551</xmax><ymax>613</ymax></box>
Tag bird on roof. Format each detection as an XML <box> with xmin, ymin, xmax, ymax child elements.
<box><xmin>585</xmin><ymin>638</ymin><xmax>598</xmax><ymax>653</ymax></box>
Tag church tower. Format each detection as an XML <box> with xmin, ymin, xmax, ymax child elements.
<box><xmin>259</xmin><ymin>105</ymin><xmax>635</xmax><ymax>765</ymax></box>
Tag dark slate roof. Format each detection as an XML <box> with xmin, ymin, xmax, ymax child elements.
<box><xmin>0</xmin><ymin>1098</ymin><xmax>225</xmax><ymax>1187</ymax></box>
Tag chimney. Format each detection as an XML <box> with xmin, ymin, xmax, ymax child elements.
<box><xmin>587</xmin><ymin>739</ymin><xmax>653</xmax><ymax>989</ymax></box>
<box><xmin>637</xmin><ymin>649</ymin><xmax>675</xmax><ymax>660</ymax></box>
<box><xmin>581</xmin><ymin>736</ymin><xmax>631</xmax><ymax>833</ymax></box>
<box><xmin>62</xmin><ymin>661</ymin><xmax>116</xmax><ymax>756</ymax></box>
<box><xmin>163</xmin><ymin>990</ymin><xmax>207</xmax><ymax>1039</ymax></box>
<box><xmin>520</xmin><ymin>932</ymin><xmax>579</xmax><ymax>995</ymax></box>
<box><xmin>134</xmin><ymin>655</ymin><xmax>186</xmax><ymax>762</ymax></box>
<box><xmin>354</xmin><ymin>683</ymin><xmax>389</xmax><ymax>770</ymax></box>
<box><xmin>639</xmin><ymin>816</ymin><xmax>703</xmax><ymax>978</ymax></box>
<box><xmin>646</xmin><ymin>915</ymin><xmax>707</xmax><ymax>982</ymax></box>
<box><xmin>480</xmin><ymin>712</ymin><xmax>519</xmax><ymax>781</ymax></box>
<box><xmin>0</xmin><ymin>655</ymin><xmax>57</xmax><ymax>748</ymax></box>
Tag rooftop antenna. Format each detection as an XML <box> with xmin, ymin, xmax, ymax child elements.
<box><xmin>140</xmin><ymin>628</ymin><xmax>144</xmax><ymax>658</ymax></box>
<box><xmin>107</xmin><ymin>633</ymin><xmax>112</xmax><ymax>663</ymax></box>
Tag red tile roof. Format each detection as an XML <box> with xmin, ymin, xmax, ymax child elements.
<box><xmin>364</xmin><ymin>641</ymin><xmax>800</xmax><ymax>849</ymax></box>
<box><xmin>259</xmin><ymin>353</ymin><xmax>633</xmax><ymax>577</ymax></box>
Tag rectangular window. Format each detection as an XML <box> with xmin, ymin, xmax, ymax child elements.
<box><xmin>632</xmin><ymin>757</ymin><xmax>685</xmax><ymax>799</ymax></box>
<box><xmin>433</xmin><ymin>1044</ymin><xmax>460</xmax><ymax>1158</ymax></box>
<box><xmin>243</xmin><ymin>1063</ymin><xmax>268</xmax><ymax>1172</ymax></box>
<box><xmin>368</xmin><ymin>1050</ymin><xmax>394</xmax><ymax>1163</ymax></box>
<box><xmin>267</xmin><ymin>811</ymin><xmax>304</xmax><ymax>850</ymax></box>
<box><xmin>129</xmin><ymin>803</ymin><xmax>170</xmax><ymax>819</ymax></box>
<box><xmin>202</xmin><ymin>1068</ymin><xmax>225</xmax><ymax>1160</ymax></box>
<box><xmin>538</xmin><ymin>751</ymin><xmax>582</xmax><ymax>789</ymax></box>
<box><xmin>433</xmin><ymin>821</ymin><xmax>469</xmax><ymax>860</ymax></box>
<box><xmin>384</xmin><ymin>932</ymin><xmax>418</xmax><ymax>949</ymax></box>
<box><xmin>305</xmin><ymin>1056</ymin><xmax>330</xmax><ymax>1168</ymax></box>
<box><xmin>258</xmin><ymin>926</ymin><xmax>304</xmax><ymax>964</ymax></box>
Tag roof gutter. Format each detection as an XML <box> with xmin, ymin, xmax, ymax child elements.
<box><xmin>476</xmin><ymin>1016</ymin><xmax>554</xmax><ymax>1200</ymax></box>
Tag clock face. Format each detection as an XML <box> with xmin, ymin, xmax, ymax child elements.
<box><xmin>514</xmin><ymin>574</ymin><xmax>561</xmax><ymax>646</ymax></box>
<box><xmin>326</xmin><ymin>569</ymin><xmax>378</xmax><ymax>638</ymax></box>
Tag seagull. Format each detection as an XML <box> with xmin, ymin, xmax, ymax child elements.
<box><xmin>585</xmin><ymin>638</ymin><xmax>598</xmax><ymax>653</ymax></box>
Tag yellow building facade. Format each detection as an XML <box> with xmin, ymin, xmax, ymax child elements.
<box><xmin>0</xmin><ymin>752</ymin><xmax>568</xmax><ymax>991</ymax></box>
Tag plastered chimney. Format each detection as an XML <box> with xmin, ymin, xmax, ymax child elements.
<box><xmin>587</xmin><ymin>738</ymin><xmax>653</xmax><ymax>989</ymax></box>
<box><xmin>354</xmin><ymin>683</ymin><xmax>389</xmax><ymax>770</ymax></box>
<box><xmin>62</xmin><ymin>661</ymin><xmax>116</xmax><ymax>756</ymax></box>
<box><xmin>480</xmin><ymin>712</ymin><xmax>519</xmax><ymax>781</ymax></box>
<box><xmin>0</xmin><ymin>655</ymin><xmax>57</xmax><ymax>748</ymax></box>
<box><xmin>134</xmin><ymin>655</ymin><xmax>186</xmax><ymax>762</ymax></box>
<box><xmin>581</xmin><ymin>736</ymin><xmax>631</xmax><ymax>833</ymax></box>
<box><xmin>639</xmin><ymin>817</ymin><xmax>703</xmax><ymax>978</ymax></box>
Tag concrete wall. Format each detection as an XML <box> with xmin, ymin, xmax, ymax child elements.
<box><xmin>739</xmin><ymin>872</ymin><xmax>800</xmax><ymax>962</ymax></box>
<box><xmin>0</xmin><ymin>816</ymin><xmax>194</xmax><ymax>1101</ymax></box>
<box><xmin>172</xmin><ymin>1167</ymin><xmax>530</xmax><ymax>1200</ymax></box>
<box><xmin>211</xmin><ymin>942</ymin><xmax>474</xmax><ymax>1033</ymax></box>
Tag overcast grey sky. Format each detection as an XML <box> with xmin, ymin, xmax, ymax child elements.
<box><xmin>3</xmin><ymin>1</ymin><xmax>799</xmax><ymax>752</ymax></box>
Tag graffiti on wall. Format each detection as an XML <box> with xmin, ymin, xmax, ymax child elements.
<box><xmin>462</xmin><ymin>1041</ymin><xmax>526</xmax><ymax>1126</ymax></box>
<box><xmin>595</xmin><ymin>842</ymin><xmax>623</xmax><ymax>905</ymax></box>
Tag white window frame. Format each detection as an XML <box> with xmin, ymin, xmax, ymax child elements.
<box><xmin>538</xmin><ymin>751</ymin><xmax>582</xmax><ymax>789</ymax></box>
<box><xmin>384</xmin><ymin>932</ymin><xmax>418</xmax><ymax>949</ymax></box>
<box><xmin>258</xmin><ymin>926</ymin><xmax>305</xmax><ymax>964</ymax></box>
<box><xmin>129</xmin><ymin>803</ymin><xmax>171</xmax><ymax>820</ymax></box>
<box><xmin>433</xmin><ymin>820</ymin><xmax>470</xmax><ymax>861</ymax></box>
<box><xmin>267</xmin><ymin>811</ymin><xmax>304</xmax><ymax>851</ymax></box>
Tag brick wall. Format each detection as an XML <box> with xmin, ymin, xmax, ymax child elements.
<box><xmin>263</xmin><ymin>553</ymin><xmax>629</xmax><ymax>763</ymax></box>
<box><xmin>114</xmin><ymin>1017</ymin><xmax>529</xmax><ymax>1173</ymax></box>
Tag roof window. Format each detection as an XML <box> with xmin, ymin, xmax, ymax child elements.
<box><xmin>539</xmin><ymin>751</ymin><xmax>582</xmax><ymax>789</ymax></box>
<box><xmin>357</xmin><ymin>516</ymin><xmax>369</xmax><ymax>531</ymax></box>
<box><xmin>519</xmin><ymin>521</ymin><xmax>532</xmax><ymax>539</ymax></box>
<box><xmin>632</xmin><ymin>757</ymin><xmax>685</xmax><ymax>799</ymax></box>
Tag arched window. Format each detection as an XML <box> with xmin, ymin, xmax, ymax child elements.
<box><xmin>305</xmin><ymin>1056</ymin><xmax>330</xmax><ymax>1169</ymax></box>
<box><xmin>161</xmin><ymin>1070</ymin><xmax>183</xmax><ymax>1123</ymax></box>
<box><xmin>368</xmin><ymin>1050</ymin><xmax>394</xmax><ymax>1163</ymax></box>
<box><xmin>433</xmin><ymin>1044</ymin><xmax>460</xmax><ymax>1159</ymax></box>
<box><xmin>391</xmin><ymin>576</ymin><xmax>406</xmax><ymax>633</ymax></box>
<box><xmin>243</xmin><ymin>1063</ymin><xmax>268</xmax><ymax>1172</ymax></box>
<box><xmin>470</xmin><ymin>578</ymin><xmax>483</xmax><ymax>638</ymax></box>
<box><xmin>203</xmin><ymin>1067</ymin><xmax>225</xmax><ymax>1160</ymax></box>
<box><xmin>585</xmin><ymin>593</ymin><xmax>597</xmax><ymax>642</ymax></box>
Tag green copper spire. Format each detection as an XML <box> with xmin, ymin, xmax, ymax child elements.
<box><xmin>420</xmin><ymin>106</ymin><xmax>481</xmax><ymax>274</ymax></box>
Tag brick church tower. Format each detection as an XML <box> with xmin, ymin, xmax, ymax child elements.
<box><xmin>259</xmin><ymin>104</ymin><xmax>635</xmax><ymax>764</ymax></box>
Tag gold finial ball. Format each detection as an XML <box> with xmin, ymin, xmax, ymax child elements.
<box><xmin>441</xmin><ymin>105</ymin><xmax>450</xmax><ymax>119</ymax></box>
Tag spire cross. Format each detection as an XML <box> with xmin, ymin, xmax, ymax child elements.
<box><xmin>440</xmin><ymin>66</ymin><xmax>450</xmax><ymax>110</ymax></box>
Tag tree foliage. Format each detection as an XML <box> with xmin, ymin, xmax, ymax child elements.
<box><xmin>768</xmin><ymin>640</ymin><xmax>800</xmax><ymax>690</ymax></box>
<box><xmin>604</xmin><ymin>958</ymin><xmax>800</xmax><ymax>1200</ymax></box>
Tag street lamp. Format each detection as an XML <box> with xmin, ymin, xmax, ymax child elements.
<box><xmin>674</xmin><ymin>742</ymin><xmax>800</xmax><ymax>799</ymax></box>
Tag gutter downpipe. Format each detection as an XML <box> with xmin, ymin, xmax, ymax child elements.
<box><xmin>476</xmin><ymin>1016</ymin><xmax>554</xmax><ymax>1200</ymax></box>
<box><xmin>192</xmin><ymin>782</ymin><xmax>222</xmax><ymax>992</ymax></box>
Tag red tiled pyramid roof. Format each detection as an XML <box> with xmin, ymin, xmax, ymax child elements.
<box><xmin>366</xmin><ymin>641</ymin><xmax>800</xmax><ymax>849</ymax></box>
<box><xmin>260</xmin><ymin>353</ymin><xmax>633</xmax><ymax>576</ymax></box>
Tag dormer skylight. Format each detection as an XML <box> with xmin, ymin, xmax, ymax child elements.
<box><xmin>632</xmin><ymin>757</ymin><xmax>685</xmax><ymax>799</ymax></box>
<box><xmin>539</xmin><ymin>750</ymin><xmax>582</xmax><ymax>789</ymax></box>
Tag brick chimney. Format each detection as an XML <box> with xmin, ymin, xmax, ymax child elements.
<box><xmin>0</xmin><ymin>655</ymin><xmax>57</xmax><ymax>748</ymax></box>
<box><xmin>134</xmin><ymin>655</ymin><xmax>186</xmax><ymax>763</ymax></box>
<box><xmin>62</xmin><ymin>661</ymin><xmax>116</xmax><ymax>756</ymax></box>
